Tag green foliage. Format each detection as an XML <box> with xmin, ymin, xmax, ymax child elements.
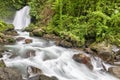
<box><xmin>27</xmin><ymin>0</ymin><xmax>46</xmax><ymax>20</ymax></box>
<box><xmin>11</xmin><ymin>0</ymin><xmax>26</xmax><ymax>9</ymax></box>
<box><xmin>0</xmin><ymin>0</ymin><xmax>16</xmax><ymax>20</ymax></box>
<box><xmin>45</xmin><ymin>0</ymin><xmax>120</xmax><ymax>46</ymax></box>
<box><xmin>1</xmin><ymin>0</ymin><xmax>120</xmax><ymax>46</ymax></box>
<box><xmin>0</xmin><ymin>21</ymin><xmax>14</xmax><ymax>32</ymax></box>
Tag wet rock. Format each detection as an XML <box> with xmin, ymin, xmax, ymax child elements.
<box><xmin>0</xmin><ymin>67</ymin><xmax>23</xmax><ymax>80</ymax></box>
<box><xmin>4</xmin><ymin>30</ymin><xmax>18</xmax><ymax>36</ymax></box>
<box><xmin>25</xmin><ymin>50</ymin><xmax>36</xmax><ymax>58</ymax></box>
<box><xmin>27</xmin><ymin>66</ymin><xmax>42</xmax><ymax>80</ymax></box>
<box><xmin>0</xmin><ymin>33</ymin><xmax>16</xmax><ymax>44</ymax></box>
<box><xmin>73</xmin><ymin>53</ymin><xmax>93</xmax><ymax>70</ymax></box>
<box><xmin>39</xmin><ymin>75</ymin><xmax>58</xmax><ymax>80</ymax></box>
<box><xmin>84</xmin><ymin>48</ymin><xmax>95</xmax><ymax>54</ymax></box>
<box><xmin>43</xmin><ymin>34</ymin><xmax>60</xmax><ymax>40</ymax></box>
<box><xmin>16</xmin><ymin>37</ymin><xmax>25</xmax><ymax>41</ymax></box>
<box><xmin>114</xmin><ymin>62</ymin><xmax>120</xmax><ymax>66</ymax></box>
<box><xmin>90</xmin><ymin>42</ymin><xmax>114</xmax><ymax>63</ymax></box>
<box><xmin>5</xmin><ymin>36</ymin><xmax>16</xmax><ymax>44</ymax></box>
<box><xmin>28</xmin><ymin>74</ymin><xmax>58</xmax><ymax>80</ymax></box>
<box><xmin>115</xmin><ymin>55</ymin><xmax>120</xmax><ymax>61</ymax></box>
<box><xmin>25</xmin><ymin>39</ymin><xmax>33</xmax><ymax>44</ymax></box>
<box><xmin>108</xmin><ymin>67</ymin><xmax>120</xmax><ymax>79</ymax></box>
<box><xmin>32</xmin><ymin>29</ymin><xmax>45</xmax><ymax>37</ymax></box>
<box><xmin>27</xmin><ymin>66</ymin><xmax>58</xmax><ymax>80</ymax></box>
<box><xmin>58</xmin><ymin>40</ymin><xmax>72</xmax><ymax>48</ymax></box>
<box><xmin>43</xmin><ymin>34</ymin><xmax>72</xmax><ymax>48</ymax></box>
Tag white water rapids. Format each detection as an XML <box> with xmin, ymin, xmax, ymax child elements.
<box><xmin>1</xmin><ymin>6</ymin><xmax>119</xmax><ymax>80</ymax></box>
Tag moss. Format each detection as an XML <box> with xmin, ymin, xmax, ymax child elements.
<box><xmin>6</xmin><ymin>37</ymin><xmax>16</xmax><ymax>43</ymax></box>
<box><xmin>0</xmin><ymin>21</ymin><xmax>14</xmax><ymax>33</ymax></box>
<box><xmin>24</xmin><ymin>23</ymin><xmax>38</xmax><ymax>32</ymax></box>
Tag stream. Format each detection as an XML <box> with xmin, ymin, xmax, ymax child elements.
<box><xmin>1</xmin><ymin>6</ymin><xmax>119</xmax><ymax>80</ymax></box>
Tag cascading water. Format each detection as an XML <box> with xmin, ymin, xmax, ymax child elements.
<box><xmin>13</xmin><ymin>6</ymin><xmax>31</xmax><ymax>30</ymax></box>
<box><xmin>1</xmin><ymin>6</ymin><xmax>119</xmax><ymax>80</ymax></box>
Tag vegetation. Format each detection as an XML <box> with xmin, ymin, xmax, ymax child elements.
<box><xmin>0</xmin><ymin>21</ymin><xmax>14</xmax><ymax>32</ymax></box>
<box><xmin>0</xmin><ymin>0</ymin><xmax>120</xmax><ymax>47</ymax></box>
<box><xmin>44</xmin><ymin>0</ymin><xmax>120</xmax><ymax>46</ymax></box>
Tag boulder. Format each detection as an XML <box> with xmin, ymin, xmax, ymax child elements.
<box><xmin>73</xmin><ymin>53</ymin><xmax>93</xmax><ymax>70</ymax></box>
<box><xmin>28</xmin><ymin>74</ymin><xmax>58</xmax><ymax>80</ymax></box>
<box><xmin>32</xmin><ymin>29</ymin><xmax>45</xmax><ymax>37</ymax></box>
<box><xmin>27</xmin><ymin>66</ymin><xmax>58</xmax><ymax>80</ymax></box>
<box><xmin>43</xmin><ymin>34</ymin><xmax>60</xmax><ymax>40</ymax></box>
<box><xmin>0</xmin><ymin>67</ymin><xmax>23</xmax><ymax>80</ymax></box>
<box><xmin>25</xmin><ymin>39</ymin><xmax>33</xmax><ymax>44</ymax></box>
<box><xmin>84</xmin><ymin>48</ymin><xmax>95</xmax><ymax>54</ymax></box>
<box><xmin>16</xmin><ymin>37</ymin><xmax>25</xmax><ymax>41</ymax></box>
<box><xmin>108</xmin><ymin>67</ymin><xmax>120</xmax><ymax>79</ymax></box>
<box><xmin>43</xmin><ymin>34</ymin><xmax>72</xmax><ymax>48</ymax></box>
<box><xmin>27</xmin><ymin>66</ymin><xmax>42</xmax><ymax>76</ymax></box>
<box><xmin>5</xmin><ymin>36</ymin><xmax>16</xmax><ymax>44</ymax></box>
<box><xmin>90</xmin><ymin>41</ymin><xmax>114</xmax><ymax>63</ymax></box>
<box><xmin>0</xmin><ymin>33</ymin><xmax>16</xmax><ymax>44</ymax></box>
<box><xmin>4</xmin><ymin>30</ymin><xmax>18</xmax><ymax>36</ymax></box>
<box><xmin>25</xmin><ymin>50</ymin><xmax>36</xmax><ymax>58</ymax></box>
<box><xmin>58</xmin><ymin>40</ymin><xmax>72</xmax><ymax>48</ymax></box>
<box><xmin>39</xmin><ymin>75</ymin><xmax>58</xmax><ymax>80</ymax></box>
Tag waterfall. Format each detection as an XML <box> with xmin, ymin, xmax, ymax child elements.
<box><xmin>1</xmin><ymin>6</ymin><xmax>119</xmax><ymax>80</ymax></box>
<box><xmin>13</xmin><ymin>6</ymin><xmax>31</xmax><ymax>30</ymax></box>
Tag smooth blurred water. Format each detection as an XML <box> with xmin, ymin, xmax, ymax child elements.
<box><xmin>13</xmin><ymin>6</ymin><xmax>31</xmax><ymax>30</ymax></box>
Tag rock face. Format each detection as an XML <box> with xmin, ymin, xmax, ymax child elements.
<box><xmin>0</xmin><ymin>67</ymin><xmax>23</xmax><ymax>80</ymax></box>
<box><xmin>25</xmin><ymin>39</ymin><xmax>33</xmax><ymax>44</ymax></box>
<box><xmin>108</xmin><ymin>67</ymin><xmax>120</xmax><ymax>79</ymax></box>
<box><xmin>73</xmin><ymin>53</ymin><xmax>93</xmax><ymax>70</ymax></box>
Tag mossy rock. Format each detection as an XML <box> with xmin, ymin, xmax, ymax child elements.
<box><xmin>0</xmin><ymin>33</ymin><xmax>16</xmax><ymax>44</ymax></box>
<box><xmin>5</xmin><ymin>36</ymin><xmax>16</xmax><ymax>44</ymax></box>
<box><xmin>0</xmin><ymin>60</ymin><xmax>5</xmax><ymax>67</ymax></box>
<box><xmin>32</xmin><ymin>28</ymin><xmax>45</xmax><ymax>37</ymax></box>
<box><xmin>24</xmin><ymin>24</ymin><xmax>38</xmax><ymax>32</ymax></box>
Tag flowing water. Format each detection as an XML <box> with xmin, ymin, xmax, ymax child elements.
<box><xmin>1</xmin><ymin>6</ymin><xmax>119</xmax><ymax>80</ymax></box>
<box><xmin>13</xmin><ymin>6</ymin><xmax>31</xmax><ymax>30</ymax></box>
